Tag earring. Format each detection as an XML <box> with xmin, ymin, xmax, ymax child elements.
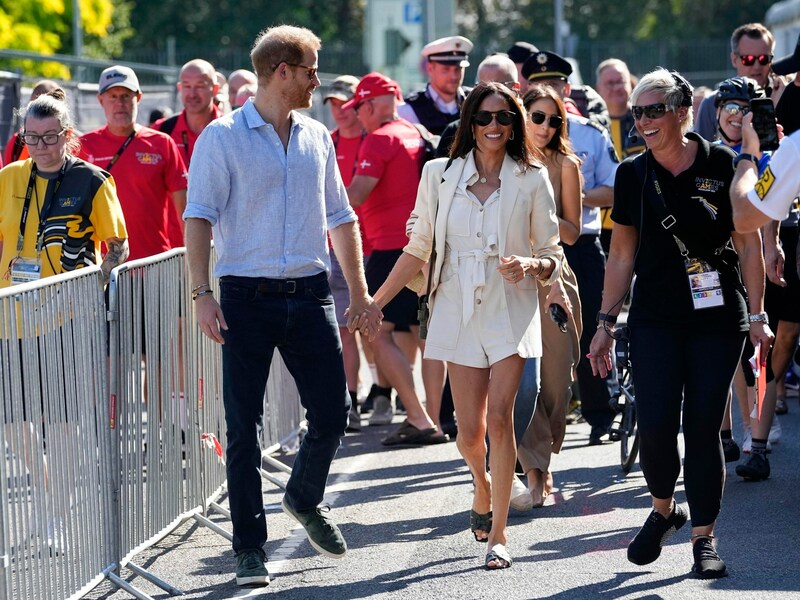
<box><xmin>509</xmin><ymin>129</ymin><xmax>515</xmax><ymax>141</ymax></box>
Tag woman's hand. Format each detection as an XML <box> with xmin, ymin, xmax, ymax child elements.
<box><xmin>498</xmin><ymin>255</ymin><xmax>530</xmax><ymax>284</ymax></box>
<box><xmin>588</xmin><ymin>326</ymin><xmax>615</xmax><ymax>378</ymax></box>
<box><xmin>749</xmin><ymin>322</ymin><xmax>775</xmax><ymax>362</ymax></box>
<box><xmin>544</xmin><ymin>278</ymin><xmax>573</xmax><ymax>321</ymax></box>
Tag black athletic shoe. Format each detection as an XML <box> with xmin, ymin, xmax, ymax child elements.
<box><xmin>722</xmin><ymin>438</ymin><xmax>740</xmax><ymax>463</ymax></box>
<box><xmin>691</xmin><ymin>537</ymin><xmax>727</xmax><ymax>579</ymax></box>
<box><xmin>627</xmin><ymin>503</ymin><xmax>688</xmax><ymax>565</ymax></box>
<box><xmin>735</xmin><ymin>452</ymin><xmax>770</xmax><ymax>481</ymax></box>
<box><xmin>361</xmin><ymin>384</ymin><xmax>378</xmax><ymax>414</ymax></box>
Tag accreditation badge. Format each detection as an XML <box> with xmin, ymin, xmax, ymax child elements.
<box><xmin>10</xmin><ymin>256</ymin><xmax>42</xmax><ymax>286</ymax></box>
<box><xmin>686</xmin><ymin>257</ymin><xmax>724</xmax><ymax>310</ymax></box>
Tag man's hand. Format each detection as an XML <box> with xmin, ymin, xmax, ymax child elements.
<box><xmin>194</xmin><ymin>295</ymin><xmax>228</xmax><ymax>344</ymax></box>
<box><xmin>346</xmin><ymin>295</ymin><xmax>383</xmax><ymax>341</ymax></box>
<box><xmin>764</xmin><ymin>237</ymin><xmax>786</xmax><ymax>287</ymax></box>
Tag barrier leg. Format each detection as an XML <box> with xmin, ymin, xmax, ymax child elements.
<box><xmin>105</xmin><ymin>570</ymin><xmax>157</xmax><ymax>600</ymax></box>
<box><xmin>192</xmin><ymin>513</ymin><xmax>233</xmax><ymax>542</ymax></box>
<box><xmin>127</xmin><ymin>561</ymin><xmax>184</xmax><ymax>596</ymax></box>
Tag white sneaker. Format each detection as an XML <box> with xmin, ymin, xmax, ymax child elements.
<box><xmin>368</xmin><ymin>395</ymin><xmax>394</xmax><ymax>426</ymax></box>
<box><xmin>769</xmin><ymin>418</ymin><xmax>782</xmax><ymax>444</ymax></box>
<box><xmin>510</xmin><ymin>476</ymin><xmax>533</xmax><ymax>512</ymax></box>
<box><xmin>346</xmin><ymin>408</ymin><xmax>362</xmax><ymax>432</ymax></box>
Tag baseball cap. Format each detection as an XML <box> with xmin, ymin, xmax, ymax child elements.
<box><xmin>341</xmin><ymin>73</ymin><xmax>402</xmax><ymax>111</ymax></box>
<box><xmin>324</xmin><ymin>75</ymin><xmax>360</xmax><ymax>104</ymax></box>
<box><xmin>772</xmin><ymin>33</ymin><xmax>800</xmax><ymax>76</ymax></box>
<box><xmin>98</xmin><ymin>66</ymin><xmax>140</xmax><ymax>94</ymax></box>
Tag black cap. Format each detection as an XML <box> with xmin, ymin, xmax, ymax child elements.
<box><xmin>507</xmin><ymin>41</ymin><xmax>539</xmax><ymax>64</ymax></box>
<box><xmin>522</xmin><ymin>51</ymin><xmax>572</xmax><ymax>82</ymax></box>
<box><xmin>772</xmin><ymin>33</ymin><xmax>800</xmax><ymax>76</ymax></box>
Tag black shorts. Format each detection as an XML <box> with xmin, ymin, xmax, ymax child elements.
<box><xmin>765</xmin><ymin>227</ymin><xmax>800</xmax><ymax>324</ymax></box>
<box><xmin>366</xmin><ymin>249</ymin><xmax>419</xmax><ymax>330</ymax></box>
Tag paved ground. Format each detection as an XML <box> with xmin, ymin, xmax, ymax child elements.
<box><xmin>82</xmin><ymin>391</ymin><xmax>800</xmax><ymax>600</ymax></box>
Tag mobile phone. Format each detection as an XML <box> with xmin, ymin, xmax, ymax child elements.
<box><xmin>549</xmin><ymin>304</ymin><xmax>568</xmax><ymax>333</ymax></box>
<box><xmin>750</xmin><ymin>98</ymin><xmax>779</xmax><ymax>152</ymax></box>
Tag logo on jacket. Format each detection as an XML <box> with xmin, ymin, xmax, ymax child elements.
<box><xmin>695</xmin><ymin>177</ymin><xmax>723</xmax><ymax>193</ymax></box>
<box><xmin>754</xmin><ymin>166</ymin><xmax>775</xmax><ymax>200</ymax></box>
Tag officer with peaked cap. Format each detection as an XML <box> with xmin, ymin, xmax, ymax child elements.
<box><xmin>398</xmin><ymin>35</ymin><xmax>473</xmax><ymax>135</ymax></box>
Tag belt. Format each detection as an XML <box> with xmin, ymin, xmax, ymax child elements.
<box><xmin>446</xmin><ymin>234</ymin><xmax>499</xmax><ymax>325</ymax></box>
<box><xmin>221</xmin><ymin>272</ymin><xmax>327</xmax><ymax>295</ymax></box>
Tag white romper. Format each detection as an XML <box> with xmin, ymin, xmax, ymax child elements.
<box><xmin>424</xmin><ymin>162</ymin><xmax>519</xmax><ymax>368</ymax></box>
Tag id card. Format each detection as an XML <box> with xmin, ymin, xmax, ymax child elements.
<box><xmin>10</xmin><ymin>257</ymin><xmax>42</xmax><ymax>286</ymax></box>
<box><xmin>686</xmin><ymin>258</ymin><xmax>724</xmax><ymax>309</ymax></box>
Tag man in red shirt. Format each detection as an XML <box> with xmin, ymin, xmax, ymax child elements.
<box><xmin>343</xmin><ymin>72</ymin><xmax>444</xmax><ymax>445</ymax></box>
<box><xmin>154</xmin><ymin>59</ymin><xmax>223</xmax><ymax>166</ymax></box>
<box><xmin>79</xmin><ymin>66</ymin><xmax>188</xmax><ymax>260</ymax></box>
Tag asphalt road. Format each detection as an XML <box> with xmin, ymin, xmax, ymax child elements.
<box><xmin>83</xmin><ymin>395</ymin><xmax>800</xmax><ymax>600</ymax></box>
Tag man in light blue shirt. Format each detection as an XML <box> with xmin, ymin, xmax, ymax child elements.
<box><xmin>184</xmin><ymin>25</ymin><xmax>382</xmax><ymax>588</ymax></box>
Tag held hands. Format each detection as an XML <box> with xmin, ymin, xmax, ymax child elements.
<box><xmin>345</xmin><ymin>295</ymin><xmax>383</xmax><ymax>342</ymax></box>
<box><xmin>588</xmin><ymin>326</ymin><xmax>615</xmax><ymax>378</ymax></box>
<box><xmin>195</xmin><ymin>295</ymin><xmax>228</xmax><ymax>344</ymax></box>
<box><xmin>498</xmin><ymin>255</ymin><xmax>529</xmax><ymax>284</ymax></box>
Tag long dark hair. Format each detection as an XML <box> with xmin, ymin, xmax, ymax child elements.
<box><xmin>522</xmin><ymin>84</ymin><xmax>576</xmax><ymax>159</ymax></box>
<box><xmin>449</xmin><ymin>82</ymin><xmax>537</xmax><ymax>168</ymax></box>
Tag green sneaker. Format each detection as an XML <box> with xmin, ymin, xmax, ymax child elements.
<box><xmin>235</xmin><ymin>549</ymin><xmax>270</xmax><ymax>587</ymax></box>
<box><xmin>281</xmin><ymin>498</ymin><xmax>347</xmax><ymax>559</ymax></box>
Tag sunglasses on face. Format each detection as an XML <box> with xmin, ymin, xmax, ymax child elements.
<box><xmin>279</xmin><ymin>62</ymin><xmax>318</xmax><ymax>80</ymax></box>
<box><xmin>721</xmin><ymin>102</ymin><xmax>751</xmax><ymax>117</ymax></box>
<box><xmin>529</xmin><ymin>110</ymin><xmax>563</xmax><ymax>129</ymax></box>
<box><xmin>472</xmin><ymin>110</ymin><xmax>515</xmax><ymax>127</ymax></box>
<box><xmin>737</xmin><ymin>54</ymin><xmax>772</xmax><ymax>66</ymax></box>
<box><xmin>631</xmin><ymin>103</ymin><xmax>671</xmax><ymax>120</ymax></box>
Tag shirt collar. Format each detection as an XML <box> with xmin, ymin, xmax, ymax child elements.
<box><xmin>241</xmin><ymin>99</ymin><xmax>306</xmax><ymax>132</ymax></box>
<box><xmin>427</xmin><ymin>84</ymin><xmax>458</xmax><ymax>114</ymax></box>
<box><xmin>460</xmin><ymin>151</ymin><xmax>481</xmax><ymax>187</ymax></box>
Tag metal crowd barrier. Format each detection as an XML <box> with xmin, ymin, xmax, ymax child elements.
<box><xmin>0</xmin><ymin>248</ymin><xmax>306</xmax><ymax>599</ymax></box>
<box><xmin>0</xmin><ymin>267</ymin><xmax>115</xmax><ymax>600</ymax></box>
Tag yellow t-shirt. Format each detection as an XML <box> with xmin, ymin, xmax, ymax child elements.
<box><xmin>0</xmin><ymin>157</ymin><xmax>127</xmax><ymax>288</ymax></box>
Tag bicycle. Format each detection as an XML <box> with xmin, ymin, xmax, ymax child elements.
<box><xmin>607</xmin><ymin>327</ymin><xmax>640</xmax><ymax>474</ymax></box>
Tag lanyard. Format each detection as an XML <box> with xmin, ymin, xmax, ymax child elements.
<box><xmin>104</xmin><ymin>129</ymin><xmax>137</xmax><ymax>171</ymax></box>
<box><xmin>16</xmin><ymin>161</ymin><xmax>68</xmax><ymax>254</ymax></box>
<box><xmin>181</xmin><ymin>131</ymin><xmax>190</xmax><ymax>161</ymax></box>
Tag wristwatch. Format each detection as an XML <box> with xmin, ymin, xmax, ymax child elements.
<box><xmin>733</xmin><ymin>153</ymin><xmax>758</xmax><ymax>169</ymax></box>
<box><xmin>748</xmin><ymin>312</ymin><xmax>769</xmax><ymax>325</ymax></box>
<box><xmin>596</xmin><ymin>312</ymin><xmax>617</xmax><ymax>325</ymax></box>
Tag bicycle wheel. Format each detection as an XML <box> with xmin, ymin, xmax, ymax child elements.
<box><xmin>620</xmin><ymin>393</ymin><xmax>640</xmax><ymax>474</ymax></box>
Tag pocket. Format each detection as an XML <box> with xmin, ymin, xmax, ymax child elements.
<box><xmin>306</xmin><ymin>280</ymin><xmax>333</xmax><ymax>303</ymax></box>
<box><xmin>445</xmin><ymin>202</ymin><xmax>472</xmax><ymax>237</ymax></box>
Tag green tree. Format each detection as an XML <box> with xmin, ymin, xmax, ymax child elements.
<box><xmin>0</xmin><ymin>0</ymin><xmax>133</xmax><ymax>78</ymax></box>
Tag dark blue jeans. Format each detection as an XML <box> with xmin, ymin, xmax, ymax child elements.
<box><xmin>220</xmin><ymin>273</ymin><xmax>349</xmax><ymax>553</ymax></box>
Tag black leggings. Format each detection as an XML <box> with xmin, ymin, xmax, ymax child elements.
<box><xmin>630</xmin><ymin>325</ymin><xmax>745</xmax><ymax>527</ymax></box>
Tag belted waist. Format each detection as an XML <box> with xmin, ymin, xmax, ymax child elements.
<box><xmin>220</xmin><ymin>271</ymin><xmax>327</xmax><ymax>294</ymax></box>
<box><xmin>443</xmin><ymin>235</ymin><xmax>500</xmax><ymax>325</ymax></box>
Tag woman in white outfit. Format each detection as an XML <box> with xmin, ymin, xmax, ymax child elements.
<box><xmin>371</xmin><ymin>82</ymin><xmax>564</xmax><ymax>570</ymax></box>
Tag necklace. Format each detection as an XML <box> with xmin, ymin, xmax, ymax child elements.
<box><xmin>479</xmin><ymin>175</ymin><xmax>487</xmax><ymax>184</ymax></box>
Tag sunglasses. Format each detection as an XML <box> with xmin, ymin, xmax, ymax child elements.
<box><xmin>529</xmin><ymin>110</ymin><xmax>563</xmax><ymax>129</ymax></box>
<box><xmin>737</xmin><ymin>54</ymin><xmax>772</xmax><ymax>66</ymax></box>
<box><xmin>473</xmin><ymin>110</ymin><xmax>516</xmax><ymax>127</ymax></box>
<box><xmin>631</xmin><ymin>103</ymin><xmax>672</xmax><ymax>120</ymax></box>
<box><xmin>283</xmin><ymin>62</ymin><xmax>318</xmax><ymax>80</ymax></box>
<box><xmin>720</xmin><ymin>102</ymin><xmax>751</xmax><ymax>117</ymax></box>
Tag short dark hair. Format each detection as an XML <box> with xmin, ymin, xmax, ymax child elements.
<box><xmin>730</xmin><ymin>23</ymin><xmax>774</xmax><ymax>54</ymax></box>
<box><xmin>449</xmin><ymin>82</ymin><xmax>537</xmax><ymax>168</ymax></box>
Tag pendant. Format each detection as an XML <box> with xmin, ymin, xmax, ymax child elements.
<box><xmin>479</xmin><ymin>176</ymin><xmax>487</xmax><ymax>184</ymax></box>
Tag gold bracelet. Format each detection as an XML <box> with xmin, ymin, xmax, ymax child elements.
<box><xmin>535</xmin><ymin>258</ymin><xmax>546</xmax><ymax>278</ymax></box>
<box><xmin>192</xmin><ymin>289</ymin><xmax>214</xmax><ymax>301</ymax></box>
<box><xmin>191</xmin><ymin>283</ymin><xmax>210</xmax><ymax>293</ymax></box>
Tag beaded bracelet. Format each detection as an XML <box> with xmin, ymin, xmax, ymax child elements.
<box><xmin>192</xmin><ymin>289</ymin><xmax>214</xmax><ymax>301</ymax></box>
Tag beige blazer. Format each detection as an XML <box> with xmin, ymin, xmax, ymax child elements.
<box><xmin>404</xmin><ymin>152</ymin><xmax>563</xmax><ymax>357</ymax></box>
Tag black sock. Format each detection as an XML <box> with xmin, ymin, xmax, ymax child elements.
<box><xmin>376</xmin><ymin>385</ymin><xmax>392</xmax><ymax>397</ymax></box>
<box><xmin>721</xmin><ymin>429</ymin><xmax>732</xmax><ymax>440</ymax></box>
<box><xmin>348</xmin><ymin>390</ymin><xmax>358</xmax><ymax>408</ymax></box>
<box><xmin>751</xmin><ymin>438</ymin><xmax>768</xmax><ymax>454</ymax></box>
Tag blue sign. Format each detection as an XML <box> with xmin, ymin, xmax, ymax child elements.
<box><xmin>404</xmin><ymin>1</ymin><xmax>422</xmax><ymax>24</ymax></box>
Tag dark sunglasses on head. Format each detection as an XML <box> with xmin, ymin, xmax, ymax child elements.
<box><xmin>737</xmin><ymin>54</ymin><xmax>772</xmax><ymax>66</ymax></box>
<box><xmin>529</xmin><ymin>110</ymin><xmax>563</xmax><ymax>129</ymax></box>
<box><xmin>631</xmin><ymin>103</ymin><xmax>671</xmax><ymax>120</ymax></box>
<box><xmin>721</xmin><ymin>102</ymin><xmax>751</xmax><ymax>117</ymax></box>
<box><xmin>473</xmin><ymin>110</ymin><xmax>516</xmax><ymax>127</ymax></box>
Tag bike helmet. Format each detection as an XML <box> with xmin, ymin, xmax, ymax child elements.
<box><xmin>715</xmin><ymin>76</ymin><xmax>761</xmax><ymax>106</ymax></box>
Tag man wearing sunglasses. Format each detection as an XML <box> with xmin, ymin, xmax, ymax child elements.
<box><xmin>185</xmin><ymin>25</ymin><xmax>381</xmax><ymax>587</ymax></box>
<box><xmin>522</xmin><ymin>50</ymin><xmax>620</xmax><ymax>445</ymax></box>
<box><xmin>695</xmin><ymin>22</ymin><xmax>775</xmax><ymax>141</ymax></box>
<box><xmin>398</xmin><ymin>35</ymin><xmax>473</xmax><ymax>136</ymax></box>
